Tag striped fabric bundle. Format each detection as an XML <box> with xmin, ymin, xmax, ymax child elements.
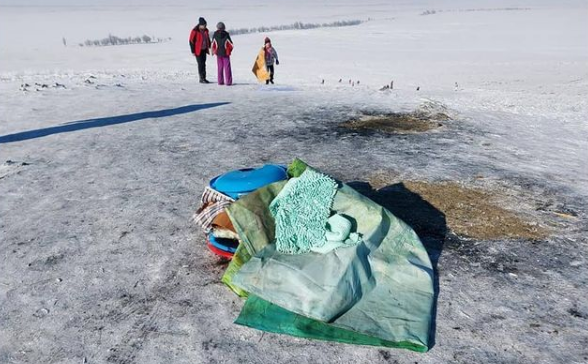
<box><xmin>193</xmin><ymin>186</ymin><xmax>235</xmax><ymax>232</ymax></box>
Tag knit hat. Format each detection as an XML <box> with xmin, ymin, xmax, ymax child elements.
<box><xmin>264</xmin><ymin>37</ymin><xmax>271</xmax><ymax>44</ymax></box>
<box><xmin>216</xmin><ymin>22</ymin><xmax>226</xmax><ymax>30</ymax></box>
<box><xmin>198</xmin><ymin>17</ymin><xmax>207</xmax><ymax>26</ymax></box>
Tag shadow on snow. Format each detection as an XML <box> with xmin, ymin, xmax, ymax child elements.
<box><xmin>0</xmin><ymin>102</ymin><xmax>230</xmax><ymax>144</ymax></box>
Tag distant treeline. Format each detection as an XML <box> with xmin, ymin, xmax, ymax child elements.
<box><xmin>78</xmin><ymin>34</ymin><xmax>171</xmax><ymax>47</ymax></box>
<box><xmin>229</xmin><ymin>19</ymin><xmax>364</xmax><ymax>36</ymax></box>
<box><xmin>421</xmin><ymin>8</ymin><xmax>530</xmax><ymax>15</ymax></box>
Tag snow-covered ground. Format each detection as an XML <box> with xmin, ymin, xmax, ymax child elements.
<box><xmin>1</xmin><ymin>1</ymin><xmax>587</xmax><ymax>363</ymax></box>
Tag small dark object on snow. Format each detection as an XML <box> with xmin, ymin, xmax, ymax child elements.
<box><xmin>416</xmin><ymin>86</ymin><xmax>420</xmax><ymax>91</ymax></box>
<box><xmin>568</xmin><ymin>307</ymin><xmax>588</xmax><ymax>319</ymax></box>
<box><xmin>357</xmin><ymin>80</ymin><xmax>360</xmax><ymax>85</ymax></box>
<box><xmin>33</xmin><ymin>308</ymin><xmax>49</xmax><ymax>318</ymax></box>
<box><xmin>338</xmin><ymin>78</ymin><xmax>342</xmax><ymax>83</ymax></box>
<box><xmin>379</xmin><ymin>85</ymin><xmax>390</xmax><ymax>91</ymax></box>
<box><xmin>390</xmin><ymin>80</ymin><xmax>394</xmax><ymax>89</ymax></box>
<box><xmin>321</xmin><ymin>79</ymin><xmax>324</xmax><ymax>84</ymax></box>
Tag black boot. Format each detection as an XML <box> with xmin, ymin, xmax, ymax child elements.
<box><xmin>270</xmin><ymin>79</ymin><xmax>274</xmax><ymax>84</ymax></box>
<box><xmin>199</xmin><ymin>73</ymin><xmax>210</xmax><ymax>83</ymax></box>
<box><xmin>265</xmin><ymin>80</ymin><xmax>270</xmax><ymax>85</ymax></box>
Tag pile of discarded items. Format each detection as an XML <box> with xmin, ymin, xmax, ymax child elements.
<box><xmin>193</xmin><ymin>159</ymin><xmax>434</xmax><ymax>351</ymax></box>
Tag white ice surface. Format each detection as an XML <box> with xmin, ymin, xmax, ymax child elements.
<box><xmin>1</xmin><ymin>1</ymin><xmax>587</xmax><ymax>363</ymax></box>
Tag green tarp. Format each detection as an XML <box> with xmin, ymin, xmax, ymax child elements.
<box><xmin>223</xmin><ymin>160</ymin><xmax>434</xmax><ymax>352</ymax></box>
<box><xmin>236</xmin><ymin>295</ymin><xmax>426</xmax><ymax>351</ymax></box>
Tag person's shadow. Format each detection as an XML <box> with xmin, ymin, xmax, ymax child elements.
<box><xmin>0</xmin><ymin>102</ymin><xmax>230</xmax><ymax>144</ymax></box>
<box><xmin>347</xmin><ymin>181</ymin><xmax>447</xmax><ymax>349</ymax></box>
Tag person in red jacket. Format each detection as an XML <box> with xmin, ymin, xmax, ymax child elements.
<box><xmin>211</xmin><ymin>22</ymin><xmax>234</xmax><ymax>86</ymax></box>
<box><xmin>189</xmin><ymin>17</ymin><xmax>211</xmax><ymax>83</ymax></box>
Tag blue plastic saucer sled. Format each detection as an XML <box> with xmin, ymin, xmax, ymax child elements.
<box><xmin>208</xmin><ymin>234</ymin><xmax>239</xmax><ymax>254</ymax></box>
<box><xmin>210</xmin><ymin>164</ymin><xmax>287</xmax><ymax>199</ymax></box>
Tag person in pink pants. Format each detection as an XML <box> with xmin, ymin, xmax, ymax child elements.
<box><xmin>211</xmin><ymin>22</ymin><xmax>234</xmax><ymax>86</ymax></box>
<box><xmin>216</xmin><ymin>55</ymin><xmax>232</xmax><ymax>86</ymax></box>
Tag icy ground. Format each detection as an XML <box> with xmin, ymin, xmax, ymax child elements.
<box><xmin>1</xmin><ymin>1</ymin><xmax>587</xmax><ymax>363</ymax></box>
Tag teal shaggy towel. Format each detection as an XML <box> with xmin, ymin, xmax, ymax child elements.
<box><xmin>270</xmin><ymin>168</ymin><xmax>338</xmax><ymax>254</ymax></box>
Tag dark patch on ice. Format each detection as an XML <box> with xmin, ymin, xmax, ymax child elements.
<box><xmin>365</xmin><ymin>176</ymin><xmax>548</xmax><ymax>241</ymax></box>
<box><xmin>263</xmin><ymin>103</ymin><xmax>459</xmax><ymax>158</ymax></box>
<box><xmin>568</xmin><ymin>308</ymin><xmax>588</xmax><ymax>319</ymax></box>
<box><xmin>4</xmin><ymin>160</ymin><xmax>31</xmax><ymax>166</ymax></box>
<box><xmin>340</xmin><ymin>111</ymin><xmax>448</xmax><ymax>135</ymax></box>
<box><xmin>485</xmin><ymin>256</ymin><xmax>520</xmax><ymax>274</ymax></box>
<box><xmin>535</xmin><ymin>200</ymin><xmax>579</xmax><ymax>218</ymax></box>
<box><xmin>27</xmin><ymin>253</ymin><xmax>66</xmax><ymax>270</ymax></box>
<box><xmin>443</xmin><ymin>234</ymin><xmax>480</xmax><ymax>257</ymax></box>
<box><xmin>378</xmin><ymin>349</ymin><xmax>397</xmax><ymax>362</ymax></box>
<box><xmin>33</xmin><ymin>307</ymin><xmax>50</xmax><ymax>318</ymax></box>
<box><xmin>0</xmin><ymin>160</ymin><xmax>31</xmax><ymax>180</ymax></box>
<box><xmin>202</xmin><ymin>339</ymin><xmax>220</xmax><ymax>351</ymax></box>
<box><xmin>45</xmin><ymin>253</ymin><xmax>66</xmax><ymax>266</ymax></box>
<box><xmin>178</xmin><ymin>299</ymin><xmax>193</xmax><ymax>307</ymax></box>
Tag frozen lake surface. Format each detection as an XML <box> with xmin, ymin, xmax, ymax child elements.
<box><xmin>1</xmin><ymin>1</ymin><xmax>587</xmax><ymax>363</ymax></box>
